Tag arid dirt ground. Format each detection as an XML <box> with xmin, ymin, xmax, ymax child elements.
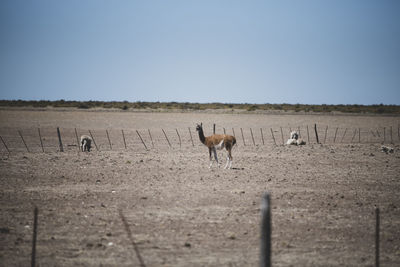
<box><xmin>0</xmin><ymin>109</ymin><xmax>399</xmax><ymax>266</ymax></box>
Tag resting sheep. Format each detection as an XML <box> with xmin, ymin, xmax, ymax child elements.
<box><xmin>381</xmin><ymin>145</ymin><xmax>394</xmax><ymax>154</ymax></box>
<box><xmin>286</xmin><ymin>131</ymin><xmax>306</xmax><ymax>146</ymax></box>
<box><xmin>80</xmin><ymin>135</ymin><xmax>92</xmax><ymax>152</ymax></box>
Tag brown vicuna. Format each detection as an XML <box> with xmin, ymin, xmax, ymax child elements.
<box><xmin>196</xmin><ymin>123</ymin><xmax>236</xmax><ymax>169</ymax></box>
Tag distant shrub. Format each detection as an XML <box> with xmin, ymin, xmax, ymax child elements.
<box><xmin>247</xmin><ymin>105</ymin><xmax>258</xmax><ymax>111</ymax></box>
<box><xmin>78</xmin><ymin>103</ymin><xmax>90</xmax><ymax>109</ymax></box>
<box><xmin>0</xmin><ymin>100</ymin><xmax>399</xmax><ymax>114</ymax></box>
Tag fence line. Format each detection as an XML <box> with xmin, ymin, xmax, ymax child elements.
<box><xmin>0</xmin><ymin>124</ymin><xmax>398</xmax><ymax>153</ymax></box>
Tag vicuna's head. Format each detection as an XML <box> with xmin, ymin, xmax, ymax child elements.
<box><xmin>196</xmin><ymin>123</ymin><xmax>203</xmax><ymax>132</ymax></box>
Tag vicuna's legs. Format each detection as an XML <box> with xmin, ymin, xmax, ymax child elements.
<box><xmin>224</xmin><ymin>146</ymin><xmax>233</xmax><ymax>169</ymax></box>
<box><xmin>209</xmin><ymin>148</ymin><xmax>213</xmax><ymax>168</ymax></box>
<box><xmin>213</xmin><ymin>148</ymin><xmax>219</xmax><ymax>167</ymax></box>
<box><xmin>208</xmin><ymin>147</ymin><xmax>220</xmax><ymax>168</ymax></box>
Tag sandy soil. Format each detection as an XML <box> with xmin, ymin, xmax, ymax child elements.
<box><xmin>0</xmin><ymin>109</ymin><xmax>399</xmax><ymax>266</ymax></box>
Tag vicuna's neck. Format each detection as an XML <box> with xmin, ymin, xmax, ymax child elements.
<box><xmin>198</xmin><ymin>128</ymin><xmax>206</xmax><ymax>144</ymax></box>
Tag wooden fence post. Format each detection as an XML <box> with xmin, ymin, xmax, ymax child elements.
<box><xmin>241</xmin><ymin>128</ymin><xmax>246</xmax><ymax>146</ymax></box>
<box><xmin>375</xmin><ymin>207</ymin><xmax>380</xmax><ymax>267</ymax></box>
<box><xmin>359</xmin><ymin>128</ymin><xmax>361</xmax><ymax>143</ymax></box>
<box><xmin>260</xmin><ymin>193</ymin><xmax>271</xmax><ymax>267</ymax></box>
<box><xmin>250</xmin><ymin>128</ymin><xmax>255</xmax><ymax>146</ymax></box>
<box><xmin>0</xmin><ymin>135</ymin><xmax>10</xmax><ymax>154</ymax></box>
<box><xmin>280</xmin><ymin>127</ymin><xmax>284</xmax><ymax>145</ymax></box>
<box><xmin>38</xmin><ymin>128</ymin><xmax>44</xmax><ymax>153</ymax></box>
<box><xmin>223</xmin><ymin>128</ymin><xmax>226</xmax><ymax>134</ymax></box>
<box><xmin>56</xmin><ymin>127</ymin><xmax>63</xmax><ymax>152</ymax></box>
<box><xmin>306</xmin><ymin>125</ymin><xmax>310</xmax><ymax>143</ymax></box>
<box><xmin>88</xmin><ymin>130</ymin><xmax>98</xmax><ymax>151</ymax></box>
<box><xmin>213</xmin><ymin>123</ymin><xmax>216</xmax><ymax>134</ymax></box>
<box><xmin>106</xmin><ymin>130</ymin><xmax>112</xmax><ymax>150</ymax></box>
<box><xmin>383</xmin><ymin>127</ymin><xmax>386</xmax><ymax>143</ymax></box>
<box><xmin>314</xmin><ymin>124</ymin><xmax>319</xmax><ymax>144</ymax></box>
<box><xmin>260</xmin><ymin>128</ymin><xmax>265</xmax><ymax>145</ymax></box>
<box><xmin>122</xmin><ymin>130</ymin><xmax>127</xmax><ymax>149</ymax></box>
<box><xmin>188</xmin><ymin>127</ymin><xmax>194</xmax><ymax>147</ymax></box>
<box><xmin>31</xmin><ymin>207</ymin><xmax>38</xmax><ymax>267</ymax></box>
<box><xmin>162</xmin><ymin>129</ymin><xmax>171</xmax><ymax>147</ymax></box>
<box><xmin>351</xmin><ymin>129</ymin><xmax>357</xmax><ymax>143</ymax></box>
<box><xmin>74</xmin><ymin>128</ymin><xmax>80</xmax><ymax>152</ymax></box>
<box><xmin>341</xmin><ymin>128</ymin><xmax>348</xmax><ymax>143</ymax></box>
<box><xmin>148</xmin><ymin>129</ymin><xmax>154</xmax><ymax>148</ymax></box>
<box><xmin>390</xmin><ymin>126</ymin><xmax>393</xmax><ymax>144</ymax></box>
<box><xmin>270</xmin><ymin>128</ymin><xmax>276</xmax><ymax>146</ymax></box>
<box><xmin>333</xmin><ymin>127</ymin><xmax>338</xmax><ymax>143</ymax></box>
<box><xmin>176</xmin><ymin>129</ymin><xmax>181</xmax><ymax>148</ymax></box>
<box><xmin>136</xmin><ymin>130</ymin><xmax>148</xmax><ymax>150</ymax></box>
<box><xmin>18</xmin><ymin>130</ymin><xmax>30</xmax><ymax>152</ymax></box>
<box><xmin>324</xmin><ymin>126</ymin><xmax>328</xmax><ymax>143</ymax></box>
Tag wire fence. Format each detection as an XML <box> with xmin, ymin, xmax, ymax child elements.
<box><xmin>0</xmin><ymin>124</ymin><xmax>399</xmax><ymax>153</ymax></box>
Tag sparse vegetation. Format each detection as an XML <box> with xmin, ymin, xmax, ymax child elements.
<box><xmin>0</xmin><ymin>100</ymin><xmax>399</xmax><ymax>114</ymax></box>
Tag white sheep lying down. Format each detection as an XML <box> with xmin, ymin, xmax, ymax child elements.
<box><xmin>286</xmin><ymin>131</ymin><xmax>306</xmax><ymax>145</ymax></box>
<box><xmin>80</xmin><ymin>135</ymin><xmax>92</xmax><ymax>152</ymax></box>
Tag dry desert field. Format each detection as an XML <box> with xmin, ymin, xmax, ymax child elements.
<box><xmin>0</xmin><ymin>109</ymin><xmax>399</xmax><ymax>266</ymax></box>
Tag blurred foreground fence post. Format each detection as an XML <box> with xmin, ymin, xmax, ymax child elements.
<box><xmin>0</xmin><ymin>135</ymin><xmax>10</xmax><ymax>154</ymax></box>
<box><xmin>213</xmin><ymin>123</ymin><xmax>216</xmax><ymax>134</ymax></box>
<box><xmin>119</xmin><ymin>209</ymin><xmax>146</xmax><ymax>267</ymax></box>
<box><xmin>31</xmin><ymin>207</ymin><xmax>38</xmax><ymax>267</ymax></box>
<box><xmin>56</xmin><ymin>127</ymin><xmax>63</xmax><ymax>152</ymax></box>
<box><xmin>375</xmin><ymin>207</ymin><xmax>380</xmax><ymax>267</ymax></box>
<box><xmin>260</xmin><ymin>193</ymin><xmax>271</xmax><ymax>267</ymax></box>
<box><xmin>18</xmin><ymin>130</ymin><xmax>30</xmax><ymax>152</ymax></box>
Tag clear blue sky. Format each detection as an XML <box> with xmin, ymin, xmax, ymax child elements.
<box><xmin>1</xmin><ymin>0</ymin><xmax>399</xmax><ymax>105</ymax></box>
